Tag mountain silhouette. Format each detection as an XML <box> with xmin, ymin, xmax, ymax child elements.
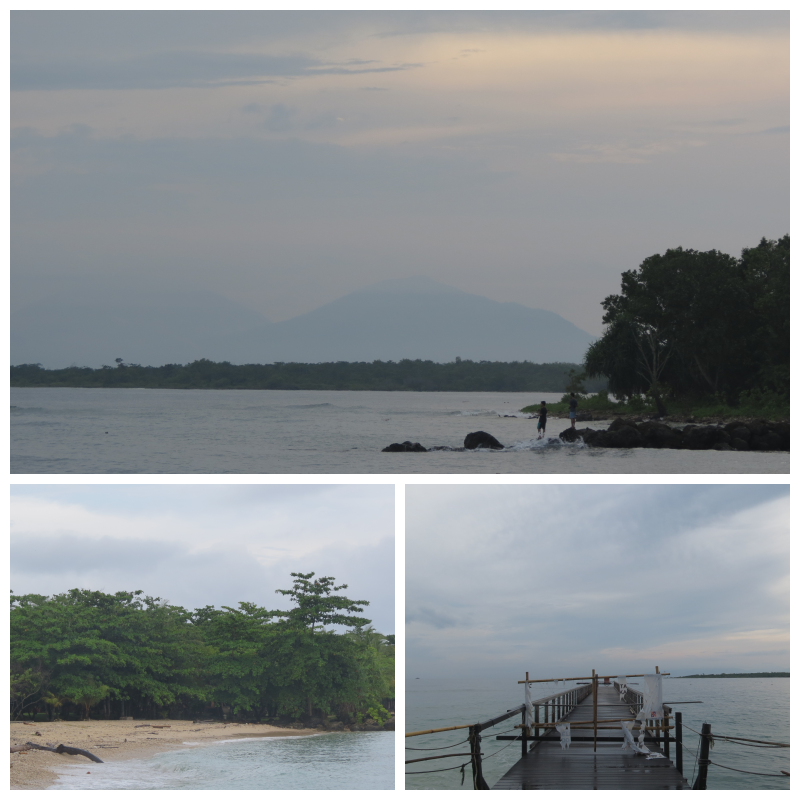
<box><xmin>210</xmin><ymin>276</ymin><xmax>595</xmax><ymax>364</ymax></box>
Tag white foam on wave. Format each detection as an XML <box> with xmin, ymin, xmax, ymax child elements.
<box><xmin>504</xmin><ymin>436</ymin><xmax>587</xmax><ymax>451</ymax></box>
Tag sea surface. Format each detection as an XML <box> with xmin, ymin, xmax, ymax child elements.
<box><xmin>11</xmin><ymin>388</ymin><xmax>787</xmax><ymax>474</ymax></box>
<box><xmin>49</xmin><ymin>732</ymin><xmax>393</xmax><ymax>790</ymax></box>
<box><xmin>405</xmin><ymin>677</ymin><xmax>789</xmax><ymax>790</ymax></box>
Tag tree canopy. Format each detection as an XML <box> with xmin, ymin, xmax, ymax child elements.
<box><xmin>10</xmin><ymin>574</ymin><xmax>393</xmax><ymax>723</ymax></box>
<box><xmin>584</xmin><ymin>236</ymin><xmax>789</xmax><ymax>410</ymax></box>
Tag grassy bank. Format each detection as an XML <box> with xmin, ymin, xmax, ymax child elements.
<box><xmin>522</xmin><ymin>390</ymin><xmax>789</xmax><ymax>422</ymax></box>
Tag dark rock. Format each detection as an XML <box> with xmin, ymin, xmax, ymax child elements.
<box><xmin>608</xmin><ymin>417</ymin><xmax>637</xmax><ymax>433</ymax></box>
<box><xmin>711</xmin><ymin>442</ymin><xmax>734</xmax><ymax>451</ymax></box>
<box><xmin>383</xmin><ymin>720</ymin><xmax>395</xmax><ymax>731</ymax></box>
<box><xmin>713</xmin><ymin>429</ymin><xmax>732</xmax><ymax>446</ymax></box>
<box><xmin>325</xmin><ymin>721</ymin><xmax>345</xmax><ymax>731</ymax></box>
<box><xmin>751</xmin><ymin>431</ymin><xmax>783</xmax><ymax>451</ymax></box>
<box><xmin>382</xmin><ymin>441</ymin><xmax>427</xmax><ymax>452</ymax></box>
<box><xmin>731</xmin><ymin>437</ymin><xmax>750</xmax><ymax>451</ymax></box>
<box><xmin>575</xmin><ymin>428</ymin><xmax>605</xmax><ymax>447</ymax></box>
<box><xmin>746</xmin><ymin>420</ymin><xmax>768</xmax><ymax>438</ymax></box>
<box><xmin>638</xmin><ymin>421</ymin><xmax>680</xmax><ymax>449</ymax></box>
<box><xmin>464</xmin><ymin>431</ymin><xmax>504</xmax><ymax>450</ymax></box>
<box><xmin>559</xmin><ymin>427</ymin><xmax>581</xmax><ymax>443</ymax></box>
<box><xmin>683</xmin><ymin>425</ymin><xmax>718</xmax><ymax>450</ymax></box>
<box><xmin>362</xmin><ymin>723</ymin><xmax>383</xmax><ymax>731</ymax></box>
<box><xmin>575</xmin><ymin>411</ymin><xmax>593</xmax><ymax>422</ymax></box>
<box><xmin>603</xmin><ymin>425</ymin><xmax>642</xmax><ymax>448</ymax></box>
<box><xmin>727</xmin><ymin>425</ymin><xmax>751</xmax><ymax>444</ymax></box>
<box><xmin>772</xmin><ymin>422</ymin><xmax>790</xmax><ymax>450</ymax></box>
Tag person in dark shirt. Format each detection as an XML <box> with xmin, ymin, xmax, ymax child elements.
<box><xmin>537</xmin><ymin>401</ymin><xmax>547</xmax><ymax>439</ymax></box>
<box><xmin>568</xmin><ymin>393</ymin><xmax>578</xmax><ymax>429</ymax></box>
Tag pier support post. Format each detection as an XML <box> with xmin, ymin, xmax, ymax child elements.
<box><xmin>521</xmin><ymin>706</ymin><xmax>528</xmax><ymax>757</ymax></box>
<box><xmin>692</xmin><ymin>723</ymin><xmax>712</xmax><ymax>790</ymax></box>
<box><xmin>675</xmin><ymin>712</ymin><xmax>683</xmax><ymax>775</ymax></box>
<box><xmin>592</xmin><ymin>669</ymin><xmax>598</xmax><ymax>752</ymax></box>
<box><xmin>469</xmin><ymin>725</ymin><xmax>490</xmax><ymax>790</ymax></box>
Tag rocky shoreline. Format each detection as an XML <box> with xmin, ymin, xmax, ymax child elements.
<box><xmin>559</xmin><ymin>417</ymin><xmax>789</xmax><ymax>451</ymax></box>
<box><xmin>382</xmin><ymin>418</ymin><xmax>789</xmax><ymax>453</ymax></box>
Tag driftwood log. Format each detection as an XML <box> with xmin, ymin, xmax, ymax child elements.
<box><xmin>23</xmin><ymin>741</ymin><xmax>104</xmax><ymax>763</ymax></box>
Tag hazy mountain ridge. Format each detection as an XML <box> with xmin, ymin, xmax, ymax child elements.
<box><xmin>12</xmin><ymin>275</ymin><xmax>596</xmax><ymax>368</ymax></box>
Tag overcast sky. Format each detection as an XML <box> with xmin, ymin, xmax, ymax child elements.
<box><xmin>11</xmin><ymin>10</ymin><xmax>788</xmax><ymax>337</ymax></box>
<box><xmin>407</xmin><ymin>485</ymin><xmax>788</xmax><ymax>679</ymax></box>
<box><xmin>10</xmin><ymin>484</ymin><xmax>395</xmax><ymax>634</ymax></box>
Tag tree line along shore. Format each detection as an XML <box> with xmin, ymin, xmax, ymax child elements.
<box><xmin>11</xmin><ymin>359</ymin><xmax>606</xmax><ymax>393</ymax></box>
<box><xmin>11</xmin><ymin>574</ymin><xmax>394</xmax><ymax>729</ymax></box>
<box><xmin>675</xmin><ymin>672</ymin><xmax>789</xmax><ymax>679</ymax></box>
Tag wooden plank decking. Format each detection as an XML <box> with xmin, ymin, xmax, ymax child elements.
<box><xmin>493</xmin><ymin>685</ymin><xmax>690</xmax><ymax>790</ymax></box>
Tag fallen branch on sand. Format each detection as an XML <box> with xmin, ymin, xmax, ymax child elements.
<box><xmin>23</xmin><ymin>741</ymin><xmax>104</xmax><ymax>763</ymax></box>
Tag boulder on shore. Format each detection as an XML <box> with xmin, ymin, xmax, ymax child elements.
<box><xmin>382</xmin><ymin>441</ymin><xmax>427</xmax><ymax>452</ymax></box>
<box><xmin>464</xmin><ymin>431</ymin><xmax>504</xmax><ymax>450</ymax></box>
<box><xmin>559</xmin><ymin>418</ymin><xmax>788</xmax><ymax>452</ymax></box>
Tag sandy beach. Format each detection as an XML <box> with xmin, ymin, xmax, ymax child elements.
<box><xmin>10</xmin><ymin>719</ymin><xmax>322</xmax><ymax>790</ymax></box>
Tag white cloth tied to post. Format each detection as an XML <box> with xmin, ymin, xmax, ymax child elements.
<box><xmin>524</xmin><ymin>680</ymin><xmax>536</xmax><ymax>734</ymax></box>
<box><xmin>616</xmin><ymin>676</ymin><xmax>627</xmax><ymax>701</ymax></box>
<box><xmin>620</xmin><ymin>721</ymin><xmax>664</xmax><ymax>759</ymax></box>
<box><xmin>620</xmin><ymin>721</ymin><xmax>650</xmax><ymax>754</ymax></box>
<box><xmin>637</xmin><ymin>674</ymin><xmax>664</xmax><ymax>721</ymax></box>
<box><xmin>555</xmin><ymin>723</ymin><xmax>571</xmax><ymax>749</ymax></box>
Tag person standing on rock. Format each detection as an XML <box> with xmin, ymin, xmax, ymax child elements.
<box><xmin>537</xmin><ymin>401</ymin><xmax>548</xmax><ymax>439</ymax></box>
<box><xmin>568</xmin><ymin>393</ymin><xmax>578</xmax><ymax>429</ymax></box>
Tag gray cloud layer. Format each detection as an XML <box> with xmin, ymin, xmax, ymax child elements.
<box><xmin>11</xmin><ymin>485</ymin><xmax>395</xmax><ymax>634</ymax></box>
<box><xmin>407</xmin><ymin>485</ymin><xmax>788</xmax><ymax>679</ymax></box>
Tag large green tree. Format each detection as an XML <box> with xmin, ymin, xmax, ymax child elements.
<box><xmin>585</xmin><ymin>238</ymin><xmax>789</xmax><ymax>408</ymax></box>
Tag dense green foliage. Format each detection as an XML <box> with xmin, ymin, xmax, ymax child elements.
<box><xmin>584</xmin><ymin>236</ymin><xmax>789</xmax><ymax>414</ymax></box>
<box><xmin>11</xmin><ymin>359</ymin><xmax>606</xmax><ymax>392</ymax></box>
<box><xmin>10</xmin><ymin>573</ymin><xmax>394</xmax><ymax>722</ymax></box>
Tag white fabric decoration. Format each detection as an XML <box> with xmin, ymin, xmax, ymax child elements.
<box><xmin>620</xmin><ymin>721</ymin><xmax>650</xmax><ymax>755</ymax></box>
<box><xmin>616</xmin><ymin>676</ymin><xmax>627</xmax><ymax>701</ymax></box>
<box><xmin>524</xmin><ymin>680</ymin><xmax>536</xmax><ymax>734</ymax></box>
<box><xmin>637</xmin><ymin>674</ymin><xmax>664</xmax><ymax>721</ymax></box>
<box><xmin>556</xmin><ymin>723</ymin><xmax>571</xmax><ymax>749</ymax></box>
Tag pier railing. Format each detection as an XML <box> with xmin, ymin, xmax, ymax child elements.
<box><xmin>405</xmin><ymin>683</ymin><xmax>594</xmax><ymax>789</ymax></box>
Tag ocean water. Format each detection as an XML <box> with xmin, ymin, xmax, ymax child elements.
<box><xmin>405</xmin><ymin>677</ymin><xmax>789</xmax><ymax>790</ymax></box>
<box><xmin>49</xmin><ymin>732</ymin><xmax>393</xmax><ymax>790</ymax></box>
<box><xmin>11</xmin><ymin>388</ymin><xmax>787</xmax><ymax>474</ymax></box>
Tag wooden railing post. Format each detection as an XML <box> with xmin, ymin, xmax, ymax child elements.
<box><xmin>675</xmin><ymin>712</ymin><xmax>683</xmax><ymax>775</ymax></box>
<box><xmin>521</xmin><ymin>705</ymin><xmax>528</xmax><ymax>758</ymax></box>
<box><xmin>592</xmin><ymin>669</ymin><xmax>598</xmax><ymax>752</ymax></box>
<box><xmin>535</xmin><ymin>704</ymin><xmax>540</xmax><ymax>742</ymax></box>
<box><xmin>692</xmin><ymin>723</ymin><xmax>712</xmax><ymax>790</ymax></box>
<box><xmin>663</xmin><ymin>705</ymin><xmax>670</xmax><ymax>759</ymax></box>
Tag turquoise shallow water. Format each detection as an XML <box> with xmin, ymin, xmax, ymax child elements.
<box><xmin>406</xmin><ymin>677</ymin><xmax>789</xmax><ymax>790</ymax></box>
<box><xmin>50</xmin><ymin>732</ymin><xmax>394</xmax><ymax>790</ymax></box>
<box><xmin>11</xmin><ymin>388</ymin><xmax>787</xmax><ymax>473</ymax></box>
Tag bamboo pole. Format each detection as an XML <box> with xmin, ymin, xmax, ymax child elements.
<box><xmin>406</xmin><ymin>723</ymin><xmax>473</xmax><ymax>737</ymax></box>
<box><xmin>519</xmin><ymin>672</ymin><xmax>670</xmax><ymax>684</ymax></box>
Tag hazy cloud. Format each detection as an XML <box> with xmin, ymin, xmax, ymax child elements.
<box><xmin>407</xmin><ymin>486</ymin><xmax>788</xmax><ymax>678</ymax></box>
<box><xmin>11</xmin><ymin>485</ymin><xmax>395</xmax><ymax>633</ymax></box>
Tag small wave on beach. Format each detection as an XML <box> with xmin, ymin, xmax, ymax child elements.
<box><xmin>49</xmin><ymin>732</ymin><xmax>392</xmax><ymax>790</ymax></box>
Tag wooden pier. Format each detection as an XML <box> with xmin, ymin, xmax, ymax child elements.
<box><xmin>493</xmin><ymin>682</ymin><xmax>690</xmax><ymax>789</ymax></box>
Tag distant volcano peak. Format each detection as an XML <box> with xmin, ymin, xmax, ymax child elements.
<box><xmin>352</xmin><ymin>275</ymin><xmax>464</xmax><ymax>296</ymax></box>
